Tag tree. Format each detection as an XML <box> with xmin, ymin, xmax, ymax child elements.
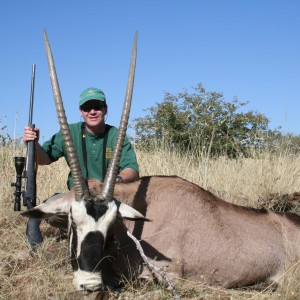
<box><xmin>133</xmin><ymin>83</ymin><xmax>272</xmax><ymax>158</ymax></box>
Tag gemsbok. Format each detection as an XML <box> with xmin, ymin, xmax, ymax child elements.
<box><xmin>22</xmin><ymin>31</ymin><xmax>300</xmax><ymax>292</ymax></box>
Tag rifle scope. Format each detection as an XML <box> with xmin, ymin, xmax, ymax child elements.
<box><xmin>11</xmin><ymin>156</ymin><xmax>25</xmax><ymax>211</ymax></box>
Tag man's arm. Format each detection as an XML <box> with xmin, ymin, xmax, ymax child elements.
<box><xmin>118</xmin><ymin>168</ymin><xmax>139</xmax><ymax>183</ymax></box>
<box><xmin>23</xmin><ymin>126</ymin><xmax>52</xmax><ymax>165</ymax></box>
<box><xmin>36</xmin><ymin>143</ymin><xmax>52</xmax><ymax>165</ymax></box>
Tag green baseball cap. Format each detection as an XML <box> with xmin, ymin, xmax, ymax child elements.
<box><xmin>79</xmin><ymin>87</ymin><xmax>106</xmax><ymax>106</ymax></box>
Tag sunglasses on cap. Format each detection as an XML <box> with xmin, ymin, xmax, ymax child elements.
<box><xmin>80</xmin><ymin>103</ymin><xmax>106</xmax><ymax>112</ymax></box>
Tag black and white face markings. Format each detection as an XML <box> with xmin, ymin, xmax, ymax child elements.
<box><xmin>69</xmin><ymin>199</ymin><xmax>118</xmax><ymax>291</ymax></box>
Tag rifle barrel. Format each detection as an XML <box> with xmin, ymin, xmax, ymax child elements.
<box><xmin>28</xmin><ymin>64</ymin><xmax>35</xmax><ymax>125</ymax></box>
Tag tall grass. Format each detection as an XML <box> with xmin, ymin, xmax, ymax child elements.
<box><xmin>0</xmin><ymin>142</ymin><xmax>300</xmax><ymax>299</ymax></box>
<box><xmin>137</xmin><ymin>144</ymin><xmax>300</xmax><ymax>207</ymax></box>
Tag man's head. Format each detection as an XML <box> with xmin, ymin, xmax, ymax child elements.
<box><xmin>79</xmin><ymin>88</ymin><xmax>108</xmax><ymax>132</ymax></box>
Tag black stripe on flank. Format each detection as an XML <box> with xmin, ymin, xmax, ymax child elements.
<box><xmin>284</xmin><ymin>211</ymin><xmax>300</xmax><ymax>226</ymax></box>
<box><xmin>85</xmin><ymin>200</ymin><xmax>108</xmax><ymax>221</ymax></box>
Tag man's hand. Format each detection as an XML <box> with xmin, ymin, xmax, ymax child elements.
<box><xmin>118</xmin><ymin>168</ymin><xmax>139</xmax><ymax>183</ymax></box>
<box><xmin>23</xmin><ymin>126</ymin><xmax>40</xmax><ymax>143</ymax></box>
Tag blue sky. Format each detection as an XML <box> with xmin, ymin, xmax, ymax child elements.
<box><xmin>1</xmin><ymin>0</ymin><xmax>300</xmax><ymax>142</ymax></box>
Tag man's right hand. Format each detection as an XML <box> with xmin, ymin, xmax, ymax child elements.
<box><xmin>23</xmin><ymin>126</ymin><xmax>40</xmax><ymax>143</ymax></box>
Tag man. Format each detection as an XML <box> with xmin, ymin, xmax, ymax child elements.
<box><xmin>23</xmin><ymin>87</ymin><xmax>139</xmax><ymax>188</ymax></box>
<box><xmin>23</xmin><ymin>87</ymin><xmax>139</xmax><ymax>239</ymax></box>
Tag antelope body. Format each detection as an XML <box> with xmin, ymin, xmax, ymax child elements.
<box><xmin>21</xmin><ymin>31</ymin><xmax>300</xmax><ymax>292</ymax></box>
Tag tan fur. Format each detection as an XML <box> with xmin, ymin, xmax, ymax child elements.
<box><xmin>93</xmin><ymin>176</ymin><xmax>300</xmax><ymax>288</ymax></box>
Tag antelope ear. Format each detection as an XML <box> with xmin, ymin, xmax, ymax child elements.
<box><xmin>21</xmin><ymin>191</ymin><xmax>73</xmax><ymax>220</ymax></box>
<box><xmin>115</xmin><ymin>200</ymin><xmax>151</xmax><ymax>222</ymax></box>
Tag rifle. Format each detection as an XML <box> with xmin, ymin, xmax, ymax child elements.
<box><xmin>24</xmin><ymin>64</ymin><xmax>37</xmax><ymax>209</ymax></box>
<box><xmin>11</xmin><ymin>64</ymin><xmax>42</xmax><ymax>250</ymax></box>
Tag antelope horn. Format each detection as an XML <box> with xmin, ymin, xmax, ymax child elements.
<box><xmin>43</xmin><ymin>30</ymin><xmax>89</xmax><ymax>201</ymax></box>
<box><xmin>101</xmin><ymin>32</ymin><xmax>138</xmax><ymax>202</ymax></box>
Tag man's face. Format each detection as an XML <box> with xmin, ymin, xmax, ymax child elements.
<box><xmin>80</xmin><ymin>100</ymin><xmax>107</xmax><ymax>128</ymax></box>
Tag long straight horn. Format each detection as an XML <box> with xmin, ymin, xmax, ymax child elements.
<box><xmin>101</xmin><ymin>32</ymin><xmax>138</xmax><ymax>201</ymax></box>
<box><xmin>43</xmin><ymin>30</ymin><xmax>89</xmax><ymax>201</ymax></box>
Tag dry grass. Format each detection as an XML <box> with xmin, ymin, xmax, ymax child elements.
<box><xmin>1</xmin><ymin>144</ymin><xmax>300</xmax><ymax>299</ymax></box>
<box><xmin>138</xmin><ymin>147</ymin><xmax>300</xmax><ymax>209</ymax></box>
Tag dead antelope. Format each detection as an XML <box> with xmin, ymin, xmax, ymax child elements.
<box><xmin>22</xmin><ymin>31</ymin><xmax>300</xmax><ymax>292</ymax></box>
<box><xmin>23</xmin><ymin>176</ymin><xmax>300</xmax><ymax>290</ymax></box>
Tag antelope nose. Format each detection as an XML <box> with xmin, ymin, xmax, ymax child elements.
<box><xmin>80</xmin><ymin>283</ymin><xmax>106</xmax><ymax>292</ymax></box>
